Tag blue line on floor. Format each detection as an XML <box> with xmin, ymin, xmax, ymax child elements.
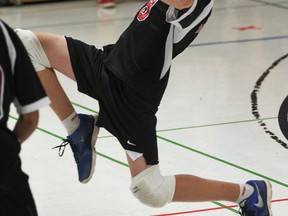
<box><xmin>190</xmin><ymin>35</ymin><xmax>288</xmax><ymax>47</ymax></box>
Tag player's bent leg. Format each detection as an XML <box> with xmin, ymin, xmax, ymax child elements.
<box><xmin>130</xmin><ymin>165</ymin><xmax>176</xmax><ymax>208</ymax></box>
<box><xmin>15</xmin><ymin>28</ymin><xmax>99</xmax><ymax>183</ymax></box>
<box><xmin>37</xmin><ymin>68</ymin><xmax>75</xmax><ymax>121</ymax></box>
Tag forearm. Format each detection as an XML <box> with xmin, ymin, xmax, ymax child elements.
<box><xmin>13</xmin><ymin>111</ymin><xmax>39</xmax><ymax>143</ymax></box>
<box><xmin>161</xmin><ymin>0</ymin><xmax>194</xmax><ymax>9</ymax></box>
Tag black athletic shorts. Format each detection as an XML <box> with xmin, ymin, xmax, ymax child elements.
<box><xmin>66</xmin><ymin>37</ymin><xmax>159</xmax><ymax>165</ymax></box>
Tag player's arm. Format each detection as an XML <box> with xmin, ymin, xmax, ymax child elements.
<box><xmin>161</xmin><ymin>0</ymin><xmax>194</xmax><ymax>9</ymax></box>
<box><xmin>13</xmin><ymin>111</ymin><xmax>39</xmax><ymax>144</ymax></box>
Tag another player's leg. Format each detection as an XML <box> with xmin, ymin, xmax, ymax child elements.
<box><xmin>15</xmin><ymin>28</ymin><xmax>98</xmax><ymax>183</ymax></box>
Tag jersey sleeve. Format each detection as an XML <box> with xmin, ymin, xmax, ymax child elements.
<box><xmin>5</xmin><ymin>24</ymin><xmax>50</xmax><ymax>114</ymax></box>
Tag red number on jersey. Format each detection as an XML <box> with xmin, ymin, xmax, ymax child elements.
<box><xmin>137</xmin><ymin>0</ymin><xmax>158</xmax><ymax>21</ymax></box>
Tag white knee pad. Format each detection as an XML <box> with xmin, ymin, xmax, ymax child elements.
<box><xmin>14</xmin><ymin>28</ymin><xmax>51</xmax><ymax>71</ymax></box>
<box><xmin>130</xmin><ymin>165</ymin><xmax>176</xmax><ymax>208</ymax></box>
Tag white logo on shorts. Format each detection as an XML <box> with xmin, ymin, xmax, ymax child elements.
<box><xmin>127</xmin><ymin>140</ymin><xmax>136</xmax><ymax>146</ymax></box>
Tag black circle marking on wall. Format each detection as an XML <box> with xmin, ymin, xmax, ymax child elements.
<box><xmin>251</xmin><ymin>53</ymin><xmax>288</xmax><ymax>149</ymax></box>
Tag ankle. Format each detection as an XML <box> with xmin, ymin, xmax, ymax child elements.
<box><xmin>236</xmin><ymin>184</ymin><xmax>254</xmax><ymax>204</ymax></box>
<box><xmin>62</xmin><ymin>111</ymin><xmax>80</xmax><ymax>135</ymax></box>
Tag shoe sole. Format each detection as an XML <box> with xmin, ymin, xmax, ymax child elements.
<box><xmin>263</xmin><ymin>180</ymin><xmax>273</xmax><ymax>216</ymax></box>
<box><xmin>81</xmin><ymin>115</ymin><xmax>99</xmax><ymax>184</ymax></box>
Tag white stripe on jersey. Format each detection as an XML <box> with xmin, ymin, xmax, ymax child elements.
<box><xmin>160</xmin><ymin>25</ymin><xmax>174</xmax><ymax>79</ymax></box>
<box><xmin>14</xmin><ymin>97</ymin><xmax>51</xmax><ymax>115</ymax></box>
<box><xmin>172</xmin><ymin>0</ymin><xmax>214</xmax><ymax>43</ymax></box>
<box><xmin>159</xmin><ymin>0</ymin><xmax>214</xmax><ymax>80</ymax></box>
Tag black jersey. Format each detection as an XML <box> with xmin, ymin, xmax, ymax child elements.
<box><xmin>104</xmin><ymin>0</ymin><xmax>214</xmax><ymax>106</ymax></box>
<box><xmin>0</xmin><ymin>20</ymin><xmax>50</xmax><ymax>130</ymax></box>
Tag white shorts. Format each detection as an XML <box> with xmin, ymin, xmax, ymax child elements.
<box><xmin>14</xmin><ymin>28</ymin><xmax>51</xmax><ymax>71</ymax></box>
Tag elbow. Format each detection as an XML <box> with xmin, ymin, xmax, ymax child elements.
<box><xmin>14</xmin><ymin>111</ymin><xmax>39</xmax><ymax>143</ymax></box>
<box><xmin>21</xmin><ymin>111</ymin><xmax>39</xmax><ymax>128</ymax></box>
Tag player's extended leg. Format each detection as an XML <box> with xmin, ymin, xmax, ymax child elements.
<box><xmin>15</xmin><ymin>29</ymin><xmax>98</xmax><ymax>183</ymax></box>
<box><xmin>127</xmin><ymin>154</ymin><xmax>272</xmax><ymax>215</ymax></box>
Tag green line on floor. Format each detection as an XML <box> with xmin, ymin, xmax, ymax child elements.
<box><xmin>157</xmin><ymin>135</ymin><xmax>288</xmax><ymax>188</ymax></box>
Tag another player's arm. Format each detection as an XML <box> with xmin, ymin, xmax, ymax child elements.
<box><xmin>161</xmin><ymin>0</ymin><xmax>194</xmax><ymax>9</ymax></box>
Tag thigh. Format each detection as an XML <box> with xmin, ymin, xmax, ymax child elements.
<box><xmin>35</xmin><ymin>31</ymin><xmax>75</xmax><ymax>81</ymax></box>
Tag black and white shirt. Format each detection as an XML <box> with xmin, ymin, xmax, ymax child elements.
<box><xmin>0</xmin><ymin>20</ymin><xmax>50</xmax><ymax>130</ymax></box>
<box><xmin>104</xmin><ymin>0</ymin><xmax>214</xmax><ymax>105</ymax></box>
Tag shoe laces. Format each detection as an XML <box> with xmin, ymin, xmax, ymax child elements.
<box><xmin>238</xmin><ymin>204</ymin><xmax>255</xmax><ymax>216</ymax></box>
<box><xmin>52</xmin><ymin>139</ymin><xmax>80</xmax><ymax>161</ymax></box>
<box><xmin>239</xmin><ymin>208</ymin><xmax>246</xmax><ymax>216</ymax></box>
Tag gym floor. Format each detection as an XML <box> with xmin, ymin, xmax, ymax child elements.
<box><xmin>1</xmin><ymin>0</ymin><xmax>288</xmax><ymax>215</ymax></box>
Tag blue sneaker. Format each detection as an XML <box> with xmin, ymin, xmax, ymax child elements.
<box><xmin>53</xmin><ymin>114</ymin><xmax>99</xmax><ymax>183</ymax></box>
<box><xmin>239</xmin><ymin>180</ymin><xmax>272</xmax><ymax>216</ymax></box>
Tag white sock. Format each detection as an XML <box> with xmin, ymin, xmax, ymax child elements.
<box><xmin>236</xmin><ymin>184</ymin><xmax>254</xmax><ymax>204</ymax></box>
<box><xmin>62</xmin><ymin>111</ymin><xmax>80</xmax><ymax>135</ymax></box>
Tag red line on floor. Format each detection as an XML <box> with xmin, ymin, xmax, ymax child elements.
<box><xmin>153</xmin><ymin>198</ymin><xmax>288</xmax><ymax>216</ymax></box>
